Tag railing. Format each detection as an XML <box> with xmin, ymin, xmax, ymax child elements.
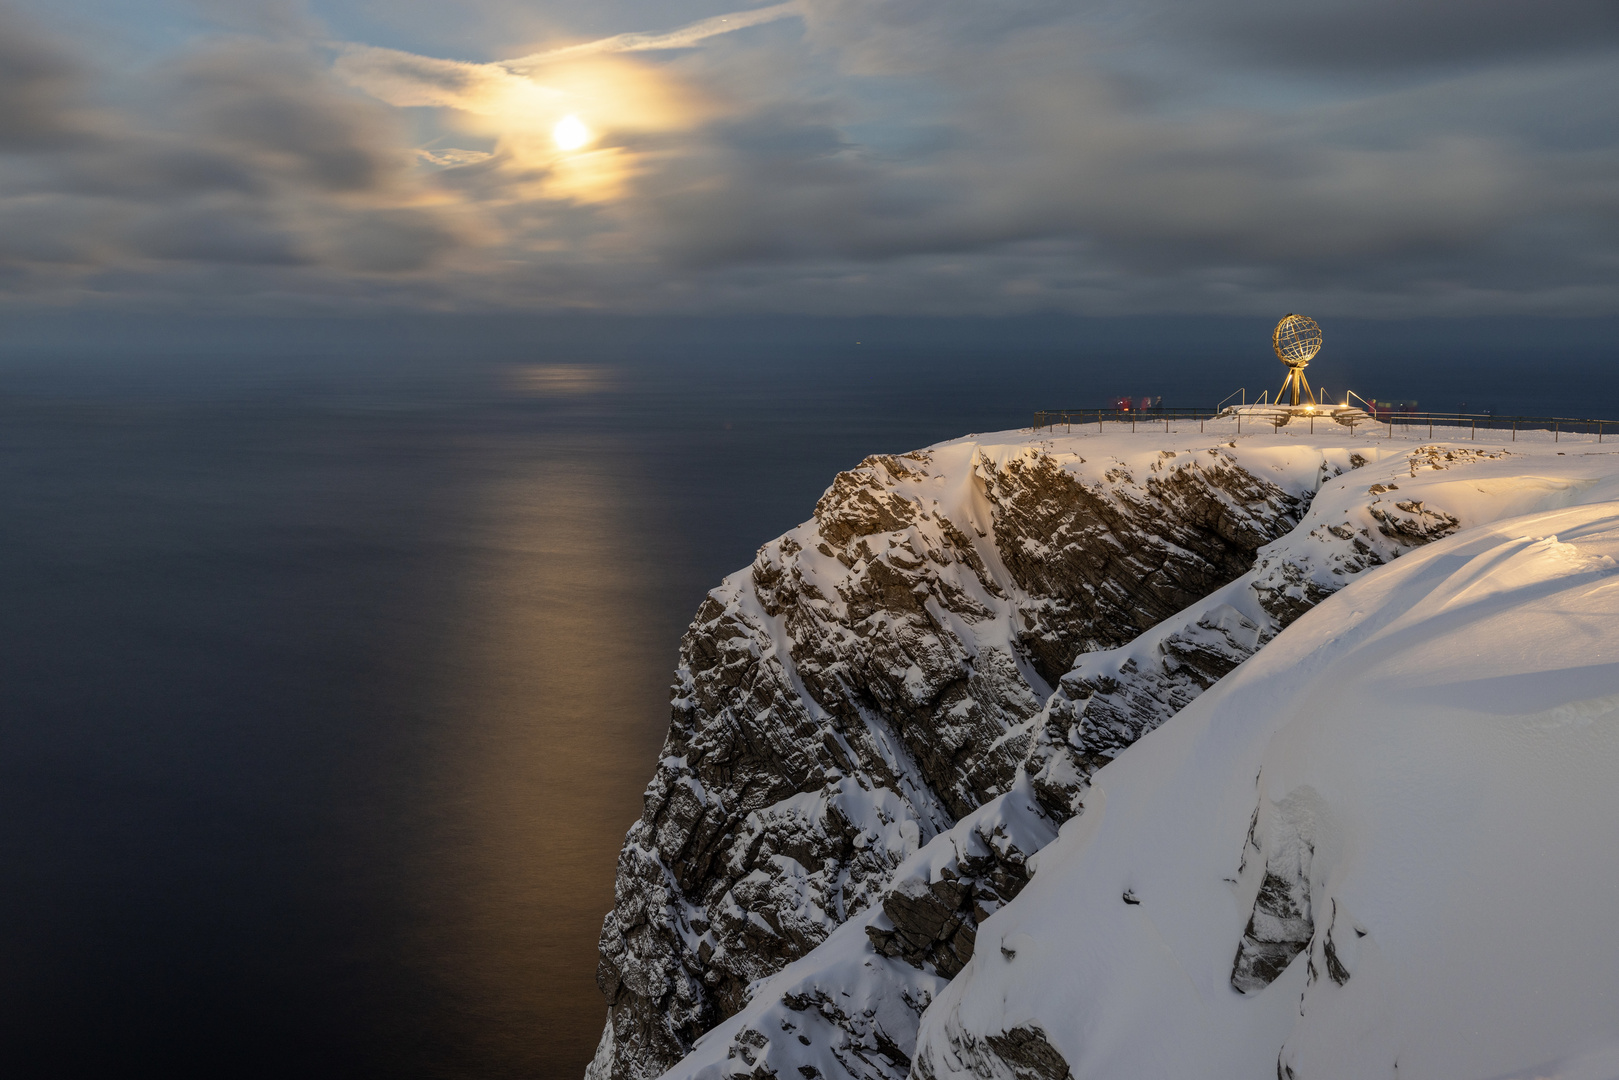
<box><xmin>1032</xmin><ymin>407</ymin><xmax>1228</xmax><ymax>434</ymax></box>
<box><xmin>1032</xmin><ymin>408</ymin><xmax>1618</xmax><ymax>443</ymax></box>
<box><xmin>1352</xmin><ymin>412</ymin><xmax>1614</xmax><ymax>443</ymax></box>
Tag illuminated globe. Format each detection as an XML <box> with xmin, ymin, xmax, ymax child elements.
<box><xmin>1272</xmin><ymin>313</ymin><xmax>1322</xmax><ymax>369</ymax></box>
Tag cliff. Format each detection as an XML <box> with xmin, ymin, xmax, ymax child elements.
<box><xmin>588</xmin><ymin>426</ymin><xmax>1619</xmax><ymax>1080</ymax></box>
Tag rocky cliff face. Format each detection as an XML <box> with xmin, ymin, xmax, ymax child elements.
<box><xmin>588</xmin><ymin>432</ymin><xmax>1351</xmax><ymax>1080</ymax></box>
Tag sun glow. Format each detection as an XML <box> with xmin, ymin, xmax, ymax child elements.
<box><xmin>337</xmin><ymin>45</ymin><xmax>715</xmax><ymax>201</ymax></box>
<box><xmin>552</xmin><ymin>114</ymin><xmax>591</xmax><ymax>151</ymax></box>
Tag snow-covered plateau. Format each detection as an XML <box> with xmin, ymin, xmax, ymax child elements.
<box><xmin>587</xmin><ymin>419</ymin><xmax>1619</xmax><ymax>1080</ymax></box>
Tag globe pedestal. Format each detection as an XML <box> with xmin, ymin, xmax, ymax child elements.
<box><xmin>1222</xmin><ymin>402</ymin><xmax>1371</xmax><ymax>428</ymax></box>
<box><xmin>1279</xmin><ymin>363</ymin><xmax>1315</xmax><ymax>407</ymax></box>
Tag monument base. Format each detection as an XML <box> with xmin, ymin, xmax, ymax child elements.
<box><xmin>1222</xmin><ymin>403</ymin><xmax>1371</xmax><ymax>427</ymax></box>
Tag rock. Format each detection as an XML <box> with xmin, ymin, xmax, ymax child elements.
<box><xmin>1231</xmin><ymin>867</ymin><xmax>1314</xmax><ymax>994</ymax></box>
<box><xmin>865</xmin><ymin>810</ymin><xmax>1044</xmax><ymax>980</ymax></box>
<box><xmin>912</xmin><ymin>1024</ymin><xmax>1073</xmax><ymax>1080</ymax></box>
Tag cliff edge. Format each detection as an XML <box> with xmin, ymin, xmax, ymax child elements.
<box><xmin>588</xmin><ymin>425</ymin><xmax>1617</xmax><ymax>1080</ymax></box>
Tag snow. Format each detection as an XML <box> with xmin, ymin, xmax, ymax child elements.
<box><xmin>916</xmin><ymin>457</ymin><xmax>1619</xmax><ymax>1079</ymax></box>
<box><xmin>642</xmin><ymin>421</ymin><xmax>1619</xmax><ymax>1080</ymax></box>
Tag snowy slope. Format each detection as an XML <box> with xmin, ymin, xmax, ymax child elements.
<box><xmin>914</xmin><ymin>466</ymin><xmax>1619</xmax><ymax>1080</ymax></box>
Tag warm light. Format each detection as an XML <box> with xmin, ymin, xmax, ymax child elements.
<box><xmin>552</xmin><ymin>114</ymin><xmax>591</xmax><ymax>151</ymax></box>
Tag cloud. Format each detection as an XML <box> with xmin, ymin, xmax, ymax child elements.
<box><xmin>332</xmin><ymin>46</ymin><xmax>543</xmax><ymax>115</ymax></box>
<box><xmin>596</xmin><ymin>0</ymin><xmax>1619</xmax><ymax>314</ymax></box>
<box><xmin>314</xmin><ymin>207</ymin><xmax>465</xmax><ymax>272</ymax></box>
<box><xmin>419</xmin><ymin>148</ymin><xmax>495</xmax><ymax>168</ymax></box>
<box><xmin>126</xmin><ymin>201</ymin><xmax>308</xmax><ymax>265</ymax></box>
<box><xmin>1146</xmin><ymin>0</ymin><xmax>1619</xmax><ymax>75</ymax></box>
<box><xmin>0</xmin><ymin>5</ymin><xmax>88</xmax><ymax>149</ymax></box>
<box><xmin>331</xmin><ymin>2</ymin><xmax>802</xmax><ymax>120</ymax></box>
<box><xmin>179</xmin><ymin>0</ymin><xmax>323</xmax><ymax>40</ymax></box>
<box><xmin>1</xmin><ymin>0</ymin><xmax>1616</xmax><ymax>316</ymax></box>
<box><xmin>0</xmin><ymin>14</ymin><xmax>468</xmax><ymax>297</ymax></box>
<box><xmin>506</xmin><ymin>1</ymin><xmax>803</xmax><ymax>68</ymax></box>
<box><xmin>168</xmin><ymin>41</ymin><xmax>409</xmax><ymax>193</ymax></box>
<box><xmin>795</xmin><ymin>0</ymin><xmax>1069</xmax><ymax>74</ymax></box>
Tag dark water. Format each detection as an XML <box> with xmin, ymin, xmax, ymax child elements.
<box><xmin>0</xmin><ymin>317</ymin><xmax>1613</xmax><ymax>1079</ymax></box>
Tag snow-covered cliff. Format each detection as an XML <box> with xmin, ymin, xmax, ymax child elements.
<box><xmin>915</xmin><ymin>473</ymin><xmax>1619</xmax><ymax>1080</ymax></box>
<box><xmin>589</xmin><ymin>422</ymin><xmax>1619</xmax><ymax>1080</ymax></box>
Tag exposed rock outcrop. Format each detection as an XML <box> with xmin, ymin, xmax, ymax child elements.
<box><xmin>1231</xmin><ymin>787</ymin><xmax>1327</xmax><ymax>994</ymax></box>
<box><xmin>1022</xmin><ymin>455</ymin><xmax>1468</xmax><ymax>821</ymax></box>
<box><xmin>864</xmin><ymin>796</ymin><xmax>1046</xmax><ymax>980</ymax></box>
<box><xmin>912</xmin><ymin>1024</ymin><xmax>1073</xmax><ymax>1080</ymax></box>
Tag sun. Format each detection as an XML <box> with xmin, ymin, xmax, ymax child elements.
<box><xmin>552</xmin><ymin>114</ymin><xmax>591</xmax><ymax>152</ymax></box>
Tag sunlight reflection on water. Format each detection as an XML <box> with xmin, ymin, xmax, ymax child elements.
<box><xmin>408</xmin><ymin>448</ymin><xmax>667</xmax><ymax>1074</ymax></box>
<box><xmin>0</xmin><ymin>359</ymin><xmax>687</xmax><ymax>1079</ymax></box>
<box><xmin>508</xmin><ymin>364</ymin><xmax>620</xmax><ymax>396</ymax></box>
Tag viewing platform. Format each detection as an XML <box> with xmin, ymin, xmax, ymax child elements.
<box><xmin>1223</xmin><ymin>402</ymin><xmax>1371</xmax><ymax>426</ymax></box>
<box><xmin>1030</xmin><ymin>405</ymin><xmax>1617</xmax><ymax>443</ymax></box>
<box><xmin>1032</xmin><ymin>314</ymin><xmax>1615</xmax><ymax>443</ymax></box>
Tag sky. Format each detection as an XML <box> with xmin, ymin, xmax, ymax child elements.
<box><xmin>2</xmin><ymin>0</ymin><xmax>1616</xmax><ymax>318</ymax></box>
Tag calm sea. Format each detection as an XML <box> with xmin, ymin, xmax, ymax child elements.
<box><xmin>0</xmin><ymin>317</ymin><xmax>1611</xmax><ymax>1078</ymax></box>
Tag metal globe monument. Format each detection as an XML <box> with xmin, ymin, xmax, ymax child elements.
<box><xmin>1272</xmin><ymin>313</ymin><xmax>1322</xmax><ymax>407</ymax></box>
<box><xmin>1212</xmin><ymin>313</ymin><xmax>1369</xmax><ymax>429</ymax></box>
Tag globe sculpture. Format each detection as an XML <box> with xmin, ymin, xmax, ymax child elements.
<box><xmin>1272</xmin><ymin>313</ymin><xmax>1322</xmax><ymax>407</ymax></box>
